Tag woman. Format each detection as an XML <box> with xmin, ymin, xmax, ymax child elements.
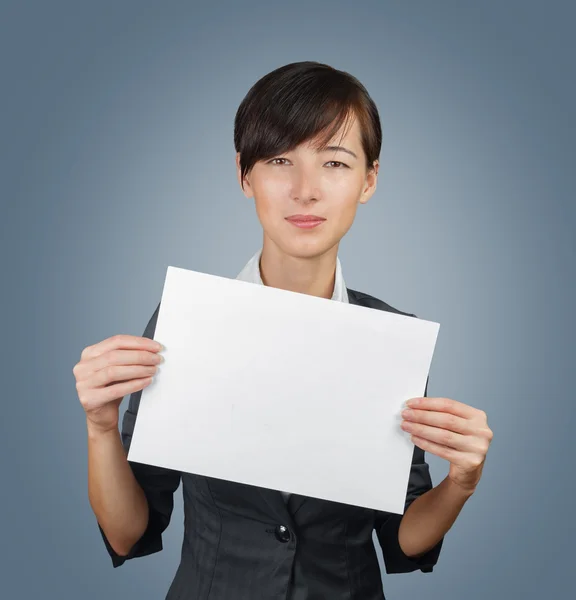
<box><xmin>74</xmin><ymin>61</ymin><xmax>493</xmax><ymax>599</ymax></box>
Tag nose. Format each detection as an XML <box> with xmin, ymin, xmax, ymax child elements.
<box><xmin>290</xmin><ymin>164</ymin><xmax>321</xmax><ymax>205</ymax></box>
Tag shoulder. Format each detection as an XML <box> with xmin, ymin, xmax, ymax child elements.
<box><xmin>346</xmin><ymin>287</ymin><xmax>417</xmax><ymax>318</ymax></box>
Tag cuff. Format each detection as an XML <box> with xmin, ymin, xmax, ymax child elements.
<box><xmin>378</xmin><ymin>513</ymin><xmax>444</xmax><ymax>574</ymax></box>
<box><xmin>97</xmin><ymin>515</ymin><xmax>163</xmax><ymax>568</ymax></box>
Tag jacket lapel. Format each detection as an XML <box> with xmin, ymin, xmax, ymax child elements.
<box><xmin>256</xmin><ymin>486</ymin><xmax>297</xmax><ymax>528</ymax></box>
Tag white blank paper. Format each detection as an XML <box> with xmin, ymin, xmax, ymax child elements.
<box><xmin>127</xmin><ymin>265</ymin><xmax>440</xmax><ymax>514</ymax></box>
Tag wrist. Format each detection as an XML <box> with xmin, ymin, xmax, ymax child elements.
<box><xmin>445</xmin><ymin>475</ymin><xmax>477</xmax><ymax>500</ymax></box>
<box><xmin>86</xmin><ymin>417</ymin><xmax>119</xmax><ymax>441</ymax></box>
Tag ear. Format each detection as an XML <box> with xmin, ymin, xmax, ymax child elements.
<box><xmin>359</xmin><ymin>160</ymin><xmax>379</xmax><ymax>205</ymax></box>
<box><xmin>236</xmin><ymin>152</ymin><xmax>253</xmax><ymax>198</ymax></box>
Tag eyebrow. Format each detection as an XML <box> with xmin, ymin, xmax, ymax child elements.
<box><xmin>319</xmin><ymin>145</ymin><xmax>358</xmax><ymax>159</ymax></box>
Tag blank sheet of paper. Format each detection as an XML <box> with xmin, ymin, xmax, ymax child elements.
<box><xmin>127</xmin><ymin>265</ymin><xmax>440</xmax><ymax>514</ymax></box>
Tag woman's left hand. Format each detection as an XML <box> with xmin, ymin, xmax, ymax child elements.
<box><xmin>401</xmin><ymin>397</ymin><xmax>494</xmax><ymax>494</ymax></box>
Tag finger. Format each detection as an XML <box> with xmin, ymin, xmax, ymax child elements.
<box><xmin>401</xmin><ymin>421</ymin><xmax>478</xmax><ymax>452</ymax></box>
<box><xmin>80</xmin><ymin>334</ymin><xmax>162</xmax><ymax>362</ymax></box>
<box><xmin>80</xmin><ymin>376</ymin><xmax>154</xmax><ymax>411</ymax></box>
<box><xmin>410</xmin><ymin>434</ymin><xmax>461</xmax><ymax>463</ymax></box>
<box><xmin>406</xmin><ymin>396</ymin><xmax>478</xmax><ymax>420</ymax></box>
<box><xmin>402</xmin><ymin>408</ymin><xmax>470</xmax><ymax>435</ymax></box>
<box><xmin>89</xmin><ymin>364</ymin><xmax>159</xmax><ymax>389</ymax></box>
<box><xmin>76</xmin><ymin>348</ymin><xmax>162</xmax><ymax>381</ymax></box>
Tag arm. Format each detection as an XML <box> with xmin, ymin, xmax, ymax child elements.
<box><xmin>375</xmin><ymin>444</ymin><xmax>445</xmax><ymax>574</ymax></box>
<box><xmin>396</xmin><ymin>380</ymin><xmax>494</xmax><ymax>562</ymax></box>
<box><xmin>95</xmin><ymin>404</ymin><xmax>181</xmax><ymax>567</ymax></box>
<box><xmin>378</xmin><ymin>373</ymin><xmax>494</xmax><ymax>573</ymax></box>
<box><xmin>93</xmin><ymin>303</ymin><xmax>182</xmax><ymax>567</ymax></box>
<box><xmin>398</xmin><ymin>473</ymin><xmax>473</xmax><ymax>558</ymax></box>
<box><xmin>87</xmin><ymin>421</ymin><xmax>150</xmax><ymax>556</ymax></box>
<box><xmin>375</xmin><ymin>376</ymin><xmax>445</xmax><ymax>574</ymax></box>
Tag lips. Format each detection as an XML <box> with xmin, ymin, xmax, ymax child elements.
<box><xmin>285</xmin><ymin>214</ymin><xmax>326</xmax><ymax>223</ymax></box>
<box><xmin>285</xmin><ymin>214</ymin><xmax>326</xmax><ymax>229</ymax></box>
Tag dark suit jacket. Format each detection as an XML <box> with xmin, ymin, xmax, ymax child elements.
<box><xmin>98</xmin><ymin>287</ymin><xmax>444</xmax><ymax>599</ymax></box>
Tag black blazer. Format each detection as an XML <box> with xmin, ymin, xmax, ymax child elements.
<box><xmin>98</xmin><ymin>287</ymin><xmax>444</xmax><ymax>599</ymax></box>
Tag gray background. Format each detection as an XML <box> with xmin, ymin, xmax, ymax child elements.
<box><xmin>2</xmin><ymin>0</ymin><xmax>574</xmax><ymax>598</ymax></box>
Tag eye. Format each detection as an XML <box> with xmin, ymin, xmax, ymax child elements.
<box><xmin>269</xmin><ymin>157</ymin><xmax>289</xmax><ymax>165</ymax></box>
<box><xmin>326</xmin><ymin>161</ymin><xmax>348</xmax><ymax>168</ymax></box>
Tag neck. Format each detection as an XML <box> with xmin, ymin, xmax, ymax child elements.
<box><xmin>259</xmin><ymin>236</ymin><xmax>339</xmax><ymax>299</ymax></box>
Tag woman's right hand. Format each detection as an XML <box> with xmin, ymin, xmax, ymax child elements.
<box><xmin>73</xmin><ymin>334</ymin><xmax>163</xmax><ymax>434</ymax></box>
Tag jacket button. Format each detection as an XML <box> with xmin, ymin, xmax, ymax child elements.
<box><xmin>274</xmin><ymin>525</ymin><xmax>291</xmax><ymax>543</ymax></box>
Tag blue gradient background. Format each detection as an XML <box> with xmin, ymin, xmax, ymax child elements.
<box><xmin>2</xmin><ymin>1</ymin><xmax>574</xmax><ymax>598</ymax></box>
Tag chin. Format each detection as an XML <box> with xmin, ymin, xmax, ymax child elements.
<box><xmin>276</xmin><ymin>234</ymin><xmax>340</xmax><ymax>260</ymax></box>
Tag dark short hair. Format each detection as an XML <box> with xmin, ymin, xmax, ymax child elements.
<box><xmin>234</xmin><ymin>61</ymin><xmax>382</xmax><ymax>186</ymax></box>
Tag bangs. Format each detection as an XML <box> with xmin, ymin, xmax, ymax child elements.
<box><xmin>234</xmin><ymin>62</ymin><xmax>381</xmax><ymax>185</ymax></box>
<box><xmin>251</xmin><ymin>80</ymin><xmax>357</xmax><ymax>155</ymax></box>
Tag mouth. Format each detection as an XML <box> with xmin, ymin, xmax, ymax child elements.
<box><xmin>285</xmin><ymin>214</ymin><xmax>326</xmax><ymax>229</ymax></box>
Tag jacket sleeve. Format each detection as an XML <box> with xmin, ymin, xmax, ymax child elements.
<box><xmin>97</xmin><ymin>302</ymin><xmax>182</xmax><ymax>568</ymax></box>
<box><xmin>374</xmin><ymin>376</ymin><xmax>444</xmax><ymax>574</ymax></box>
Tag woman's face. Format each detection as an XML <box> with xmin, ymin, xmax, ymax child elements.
<box><xmin>236</xmin><ymin>116</ymin><xmax>379</xmax><ymax>259</ymax></box>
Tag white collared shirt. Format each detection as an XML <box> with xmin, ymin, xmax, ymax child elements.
<box><xmin>236</xmin><ymin>248</ymin><xmax>349</xmax><ymax>303</ymax></box>
<box><xmin>235</xmin><ymin>248</ymin><xmax>349</xmax><ymax>503</ymax></box>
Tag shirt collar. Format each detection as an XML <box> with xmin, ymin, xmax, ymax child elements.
<box><xmin>236</xmin><ymin>248</ymin><xmax>349</xmax><ymax>303</ymax></box>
